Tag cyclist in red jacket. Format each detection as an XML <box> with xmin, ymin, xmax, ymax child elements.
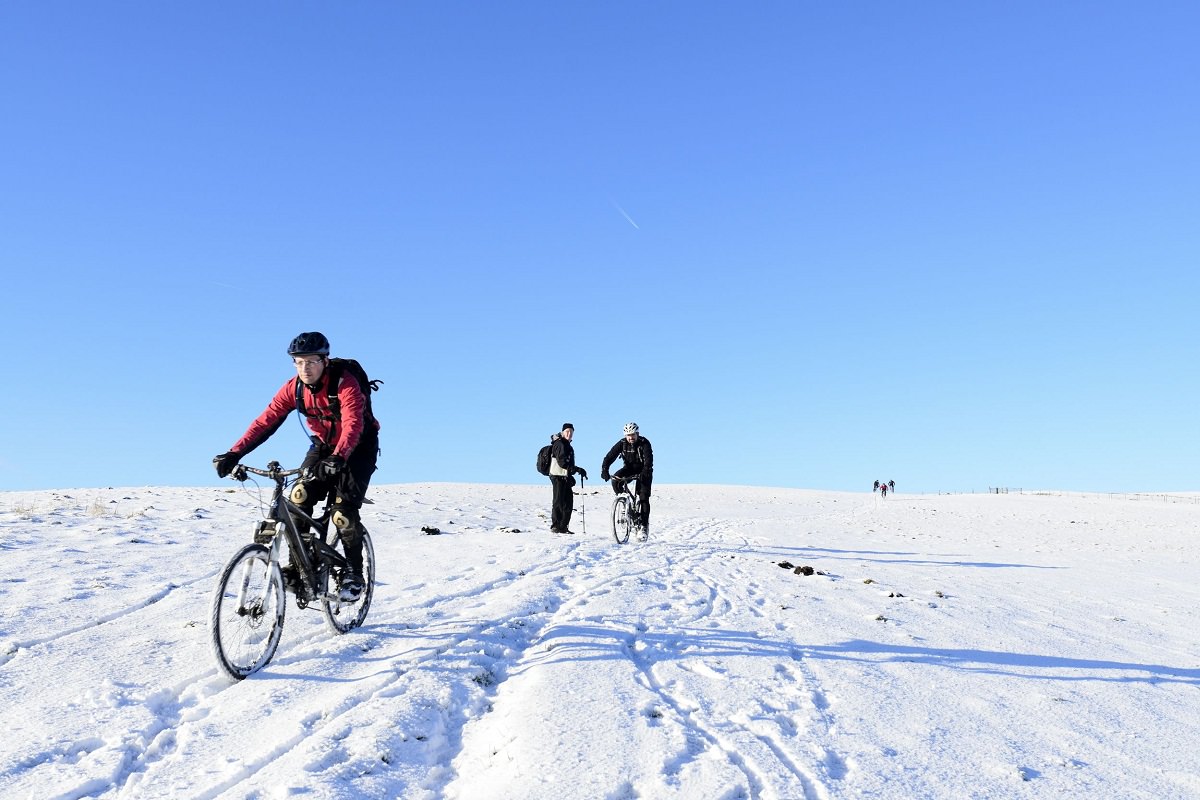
<box><xmin>213</xmin><ymin>332</ymin><xmax>380</xmax><ymax>600</ymax></box>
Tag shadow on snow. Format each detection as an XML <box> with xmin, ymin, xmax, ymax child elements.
<box><xmin>502</xmin><ymin>622</ymin><xmax>1198</xmax><ymax>686</ymax></box>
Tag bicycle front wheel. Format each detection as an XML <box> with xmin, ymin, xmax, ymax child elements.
<box><xmin>612</xmin><ymin>495</ymin><xmax>632</xmax><ymax>544</ymax></box>
<box><xmin>323</xmin><ymin>526</ymin><xmax>376</xmax><ymax>634</ymax></box>
<box><xmin>210</xmin><ymin>543</ymin><xmax>286</xmax><ymax>680</ymax></box>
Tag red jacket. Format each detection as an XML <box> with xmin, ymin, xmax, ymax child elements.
<box><xmin>231</xmin><ymin>371</ymin><xmax>378</xmax><ymax>460</ymax></box>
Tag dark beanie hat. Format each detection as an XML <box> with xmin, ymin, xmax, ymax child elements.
<box><xmin>562</xmin><ymin>422</ymin><xmax>574</xmax><ymax>431</ymax></box>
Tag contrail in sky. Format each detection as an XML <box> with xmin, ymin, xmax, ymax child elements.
<box><xmin>611</xmin><ymin>199</ymin><xmax>640</xmax><ymax>229</ymax></box>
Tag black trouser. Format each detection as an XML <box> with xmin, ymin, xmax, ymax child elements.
<box><xmin>295</xmin><ymin>432</ymin><xmax>378</xmax><ymax>575</ymax></box>
<box><xmin>612</xmin><ymin>466</ymin><xmax>651</xmax><ymax>527</ymax></box>
<box><xmin>550</xmin><ymin>475</ymin><xmax>574</xmax><ymax>531</ymax></box>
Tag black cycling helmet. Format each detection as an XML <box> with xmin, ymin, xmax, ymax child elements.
<box><xmin>287</xmin><ymin>331</ymin><xmax>331</xmax><ymax>357</ymax></box>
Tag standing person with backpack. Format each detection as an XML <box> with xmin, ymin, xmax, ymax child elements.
<box><xmin>549</xmin><ymin>423</ymin><xmax>587</xmax><ymax>533</ymax></box>
<box><xmin>212</xmin><ymin>331</ymin><xmax>381</xmax><ymax>600</ymax></box>
<box><xmin>601</xmin><ymin>422</ymin><xmax>654</xmax><ymax>532</ymax></box>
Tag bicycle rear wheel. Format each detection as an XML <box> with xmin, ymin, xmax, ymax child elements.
<box><xmin>323</xmin><ymin>526</ymin><xmax>375</xmax><ymax>634</ymax></box>
<box><xmin>210</xmin><ymin>543</ymin><xmax>285</xmax><ymax>680</ymax></box>
<box><xmin>612</xmin><ymin>495</ymin><xmax>632</xmax><ymax>544</ymax></box>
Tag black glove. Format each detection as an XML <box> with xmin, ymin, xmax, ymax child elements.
<box><xmin>577</xmin><ymin>467</ymin><xmax>588</xmax><ymax>480</ymax></box>
<box><xmin>213</xmin><ymin>451</ymin><xmax>241</xmax><ymax>478</ymax></box>
<box><xmin>601</xmin><ymin>470</ymin><xmax>610</xmax><ymax>482</ymax></box>
<box><xmin>320</xmin><ymin>455</ymin><xmax>346</xmax><ymax>478</ymax></box>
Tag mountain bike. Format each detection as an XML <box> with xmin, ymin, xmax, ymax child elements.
<box><xmin>610</xmin><ymin>476</ymin><xmax>646</xmax><ymax>544</ymax></box>
<box><xmin>209</xmin><ymin>461</ymin><xmax>376</xmax><ymax>680</ymax></box>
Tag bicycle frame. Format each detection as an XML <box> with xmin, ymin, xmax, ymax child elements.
<box><xmin>613</xmin><ymin>476</ymin><xmax>641</xmax><ymax>512</ymax></box>
<box><xmin>238</xmin><ymin>462</ymin><xmax>351</xmax><ymax>604</ymax></box>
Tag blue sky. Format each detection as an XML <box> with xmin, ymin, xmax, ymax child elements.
<box><xmin>3</xmin><ymin>3</ymin><xmax>1197</xmax><ymax>494</ymax></box>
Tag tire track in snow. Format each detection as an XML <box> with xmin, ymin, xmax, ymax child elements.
<box><xmin>160</xmin><ymin>536</ymin><xmax>628</xmax><ymax>798</ymax></box>
<box><xmin>434</xmin><ymin>511</ymin><xmax>814</xmax><ymax>797</ymax></box>
<box><xmin>780</xmin><ymin>649</ymin><xmax>851</xmax><ymax>788</ymax></box>
<box><xmin>51</xmin><ymin>563</ymin><xmax>463</xmax><ymax>797</ymax></box>
<box><xmin>36</xmin><ymin>591</ymin><xmax>436</xmax><ymax>797</ymax></box>
<box><xmin>0</xmin><ymin>572</ymin><xmax>218</xmax><ymax>667</ymax></box>
<box><xmin>24</xmin><ymin>535</ymin><xmax>571</xmax><ymax>798</ymax></box>
<box><xmin>422</xmin><ymin>533</ymin><xmax>697</xmax><ymax>796</ymax></box>
<box><xmin>131</xmin><ymin>591</ymin><xmax>567</xmax><ymax>798</ymax></box>
<box><xmin>617</xmin><ymin>516</ymin><xmax>840</xmax><ymax>799</ymax></box>
<box><xmin>632</xmin><ymin>590</ymin><xmax>827</xmax><ymax>796</ymax></box>
<box><xmin>0</xmin><ymin>621</ymin><xmax>228</xmax><ymax>797</ymax></box>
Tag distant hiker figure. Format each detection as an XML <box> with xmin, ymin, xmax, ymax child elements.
<box><xmin>880</xmin><ymin>482</ymin><xmax>888</xmax><ymax>497</ymax></box>
<box><xmin>888</xmin><ymin>480</ymin><xmax>895</xmax><ymax>492</ymax></box>
<box><xmin>873</xmin><ymin>480</ymin><xmax>880</xmax><ymax>492</ymax></box>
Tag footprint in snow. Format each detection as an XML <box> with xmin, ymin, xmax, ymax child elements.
<box><xmin>682</xmin><ymin>661</ymin><xmax>727</xmax><ymax>680</ymax></box>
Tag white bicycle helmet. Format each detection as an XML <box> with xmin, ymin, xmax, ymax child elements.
<box><xmin>623</xmin><ymin>422</ymin><xmax>639</xmax><ymax>435</ymax></box>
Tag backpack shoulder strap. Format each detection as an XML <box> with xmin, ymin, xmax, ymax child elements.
<box><xmin>294</xmin><ymin>376</ymin><xmax>306</xmax><ymax>416</ymax></box>
<box><xmin>324</xmin><ymin>360</ymin><xmax>345</xmax><ymax>409</ymax></box>
<box><xmin>295</xmin><ymin>362</ymin><xmax>343</xmax><ymax>422</ymax></box>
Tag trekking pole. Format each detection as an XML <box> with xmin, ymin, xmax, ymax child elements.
<box><xmin>578</xmin><ymin>474</ymin><xmax>586</xmax><ymax>536</ymax></box>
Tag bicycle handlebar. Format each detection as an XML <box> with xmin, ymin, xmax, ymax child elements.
<box><xmin>609</xmin><ymin>475</ymin><xmax>642</xmax><ymax>494</ymax></box>
<box><xmin>230</xmin><ymin>461</ymin><xmax>303</xmax><ymax>482</ymax></box>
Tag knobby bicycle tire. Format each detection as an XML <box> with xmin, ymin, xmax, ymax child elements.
<box><xmin>210</xmin><ymin>543</ymin><xmax>286</xmax><ymax>680</ymax></box>
<box><xmin>612</xmin><ymin>495</ymin><xmax>632</xmax><ymax>544</ymax></box>
<box><xmin>322</xmin><ymin>526</ymin><xmax>376</xmax><ymax>634</ymax></box>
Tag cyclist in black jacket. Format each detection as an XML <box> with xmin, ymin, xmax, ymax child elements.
<box><xmin>601</xmin><ymin>422</ymin><xmax>654</xmax><ymax>530</ymax></box>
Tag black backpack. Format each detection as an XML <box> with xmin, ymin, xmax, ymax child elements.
<box><xmin>295</xmin><ymin>357</ymin><xmax>382</xmax><ymax>429</ymax></box>
<box><xmin>536</xmin><ymin>444</ymin><xmax>553</xmax><ymax>476</ymax></box>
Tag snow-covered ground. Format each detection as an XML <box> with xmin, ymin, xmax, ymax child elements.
<box><xmin>1</xmin><ymin>480</ymin><xmax>1197</xmax><ymax>799</ymax></box>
